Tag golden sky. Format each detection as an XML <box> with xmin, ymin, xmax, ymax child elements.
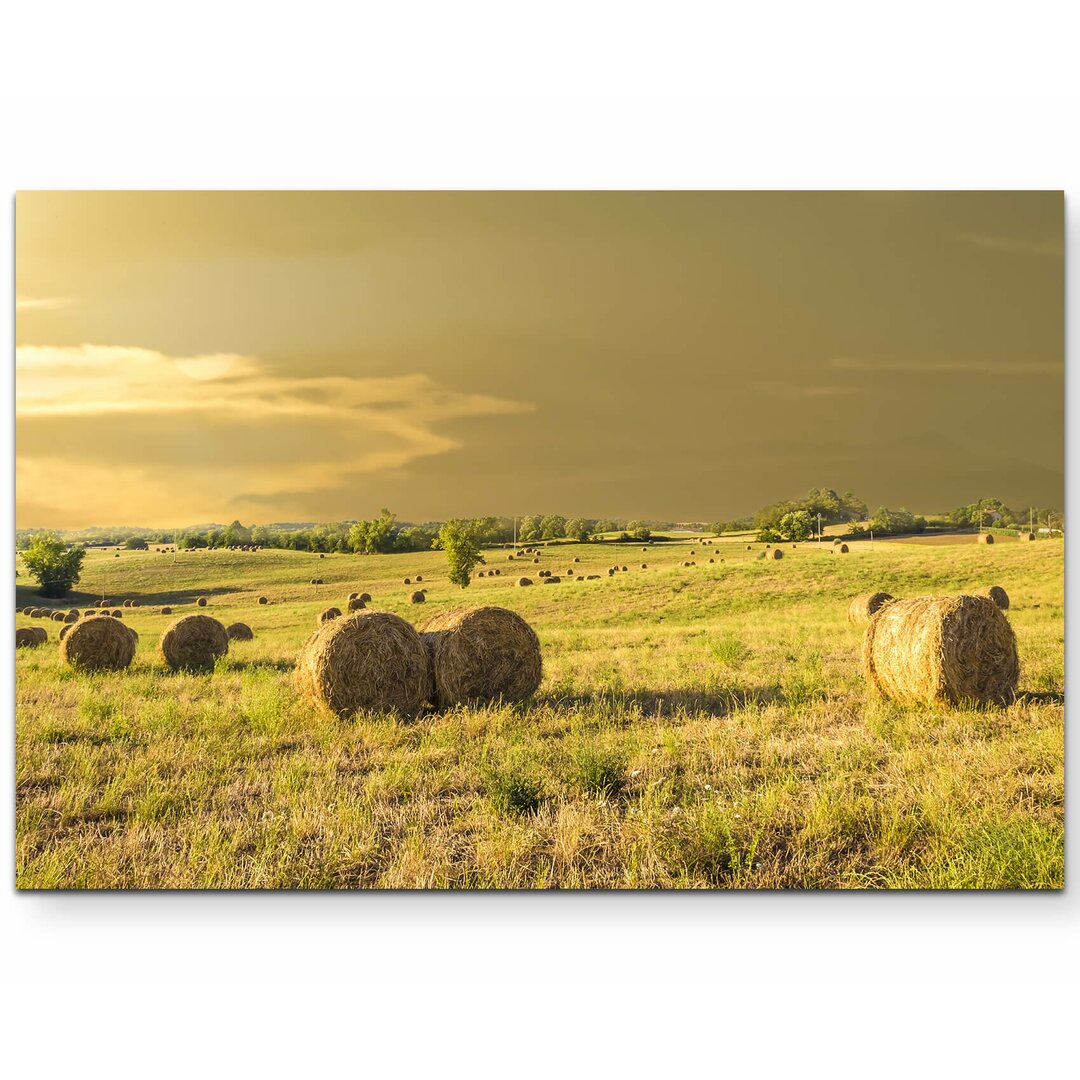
<box><xmin>15</xmin><ymin>191</ymin><xmax>1063</xmax><ymax>529</ymax></box>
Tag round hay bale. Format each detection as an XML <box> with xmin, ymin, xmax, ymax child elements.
<box><xmin>542</xmin><ymin>576</ymin><xmax>561</xmax><ymax>584</ymax></box>
<box><xmin>294</xmin><ymin>610</ymin><xmax>432</xmax><ymax>717</ymax></box>
<box><xmin>98</xmin><ymin>599</ymin><xmax>111</xmax><ymax>608</ymax></box>
<box><xmin>360</xmin><ymin>592</ymin><xmax>372</xmax><ymax>602</ymax></box>
<box><xmin>977</xmin><ymin>533</ymin><xmax>995</xmax><ymax>545</ymax></box>
<box><xmin>746</xmin><ymin>545</ymin><xmax>752</xmax><ymax>550</ymax></box>
<box><xmin>415</xmin><ymin>575</ymin><xmax>423</xmax><ymax>582</ymax></box>
<box><xmin>317</xmin><ymin>607</ymin><xmax>342</xmax><ymax>626</ymax></box>
<box><xmin>709</xmin><ymin>558</ymin><xmax>715</xmax><ymax>563</ymax></box>
<box><xmin>16</xmin><ymin>627</ymin><xmax>42</xmax><ymax>648</ymax></box>
<box><xmin>196</xmin><ymin>596</ymin><xmax>208</xmax><ymax>606</ymax></box>
<box><xmin>63</xmin><ymin>611</ymin><xmax>79</xmax><ymax>623</ymax></box>
<box><xmin>516</xmin><ymin>577</ymin><xmax>533</xmax><ymax>587</ymax></box>
<box><xmin>348</xmin><ymin>597</ymin><xmax>366</xmax><ymax>611</ymax></box>
<box><xmin>348</xmin><ymin>592</ymin><xmax>360</xmax><ymax>600</ymax></box>
<box><xmin>640</xmin><ymin>563</ymin><xmax>648</xmax><ymax>569</ymax></box>
<box><xmin>767</xmin><ymin>548</ymin><xmax>784</xmax><ymax>560</ymax></box>
<box><xmin>477</xmin><ymin>571</ymin><xmax>486</xmax><ymax>578</ymax></box>
<box><xmin>319</xmin><ymin>553</ymin><xmax>325</xmax><ymax>559</ymax></box>
<box><xmin>32</xmin><ymin>626</ymin><xmax>48</xmax><ymax>644</ymax></box>
<box><xmin>690</xmin><ymin>550</ymin><xmax>696</xmax><ymax>555</ymax></box>
<box><xmin>420</xmin><ymin>606</ymin><xmax>542</xmax><ymax>708</ymax></box>
<box><xmin>642</xmin><ymin>547</ymin><xmax>648</xmax><ymax>552</ymax></box>
<box><xmin>51</xmin><ymin>611</ymin><xmax>65</xmax><ymax>622</ymax></box>
<box><xmin>159</xmin><ymin>614</ymin><xmax>229</xmax><ymax>672</ymax></box>
<box><xmin>226</xmin><ymin>622</ymin><xmax>254</xmax><ymax>641</ymax></box>
<box><xmin>403</xmin><ymin>578</ymin><xmax>412</xmax><ymax>585</ymax></box>
<box><xmin>58</xmin><ymin>623</ymin><xmax>71</xmax><ymax>642</ymax></box>
<box><xmin>60</xmin><ymin>615</ymin><xmax>136</xmax><ymax>672</ymax></box>
<box><xmin>258</xmin><ymin>596</ymin><xmax>268</xmax><ymax>605</ymax></box>
<box><xmin>492</xmin><ymin>570</ymin><xmax>500</xmax><ymax>577</ymax></box>
<box><xmin>975</xmin><ymin>585</ymin><xmax>1009</xmax><ymax>610</ymax></box>
<box><xmin>847</xmin><ymin>591</ymin><xmax>895</xmax><ymax>625</ymax></box>
<box><xmin>1018</xmin><ymin>531</ymin><xmax>1034</xmax><ymax>542</ymax></box>
<box><xmin>130</xmin><ymin>600</ymin><xmax>139</xmax><ymax>609</ymax></box>
<box><xmin>608</xmin><ymin>568</ymin><xmax>615</xmax><ymax>576</ymax></box>
<box><xmin>507</xmin><ymin>555</ymin><xmax>514</xmax><ymax>561</ymax></box>
<box><xmin>863</xmin><ymin>595</ymin><xmax>1018</xmax><ymax>706</ymax></box>
<box><xmin>410</xmin><ymin>590</ymin><xmax>426</xmax><ymax>604</ymax></box>
<box><xmin>310</xmin><ymin>579</ymin><xmax>319</xmax><ymax>585</ymax></box>
<box><xmin>573</xmin><ymin>557</ymin><xmax>580</xmax><ymax>562</ymax></box>
<box><xmin>838</xmin><ymin>544</ymin><xmax>849</xmax><ymax>553</ymax></box>
<box><xmin>111</xmin><ymin>609</ymin><xmax>123</xmax><ymax>618</ymax></box>
<box><xmin>532</xmin><ymin>558</ymin><xmax>540</xmax><ymax>564</ymax></box>
<box><xmin>621</xmin><ymin>565</ymin><xmax>628</xmax><ymax>572</ymax></box>
<box><xmin>115</xmin><ymin>553</ymin><xmax>120</xmax><ymax>558</ymax></box>
<box><xmin>68</xmin><ymin>609</ymin><xmax>80</xmax><ymax>617</ymax></box>
<box><xmin>586</xmin><ymin>574</ymin><xmax>600</xmax><ymax>580</ymax></box>
<box><xmin>160</xmin><ymin>606</ymin><xmax>173</xmax><ymax>615</ymax></box>
<box><xmin>681</xmin><ymin>561</ymin><xmax>691</xmax><ymax>567</ymax></box>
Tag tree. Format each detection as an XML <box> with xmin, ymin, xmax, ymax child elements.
<box><xmin>539</xmin><ymin>514</ymin><xmax>567</xmax><ymax>541</ymax></box>
<box><xmin>438</xmin><ymin>519</ymin><xmax>484</xmax><ymax>587</ymax></box>
<box><xmin>777</xmin><ymin>510</ymin><xmax>813</xmax><ymax>542</ymax></box>
<box><xmin>625</xmin><ymin>520</ymin><xmax>651</xmax><ymax>541</ymax></box>
<box><xmin>124</xmin><ymin>536</ymin><xmax>149</xmax><ymax>550</ymax></box>
<box><xmin>21</xmin><ymin>532</ymin><xmax>86</xmax><ymax>598</ymax></box>
<box><xmin>348</xmin><ymin>509</ymin><xmax>397</xmax><ymax>554</ymax></box>
<box><xmin>518</xmin><ymin>515</ymin><xmax>542</xmax><ymax>542</ymax></box>
<box><xmin>564</xmin><ymin>518</ymin><xmax>595</xmax><ymax>542</ymax></box>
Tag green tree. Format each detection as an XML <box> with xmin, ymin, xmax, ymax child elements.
<box><xmin>539</xmin><ymin>514</ymin><xmax>567</xmax><ymax>540</ymax></box>
<box><xmin>124</xmin><ymin>536</ymin><xmax>149</xmax><ymax>550</ymax></box>
<box><xmin>438</xmin><ymin>519</ymin><xmax>484</xmax><ymax>587</ymax></box>
<box><xmin>625</xmin><ymin>520</ymin><xmax>652</xmax><ymax>541</ymax></box>
<box><xmin>518</xmin><ymin>515</ymin><xmax>542</xmax><ymax>542</ymax></box>
<box><xmin>21</xmin><ymin>532</ymin><xmax>86</xmax><ymax>598</ymax></box>
<box><xmin>564</xmin><ymin>518</ymin><xmax>595</xmax><ymax>542</ymax></box>
<box><xmin>778</xmin><ymin>510</ymin><xmax>813</xmax><ymax>542</ymax></box>
<box><xmin>348</xmin><ymin>509</ymin><xmax>398</xmax><ymax>554</ymax></box>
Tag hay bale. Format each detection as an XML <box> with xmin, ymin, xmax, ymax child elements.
<box><xmin>59</xmin><ymin>623</ymin><xmax>71</xmax><ymax>642</ymax></box>
<box><xmin>317</xmin><ymin>607</ymin><xmax>343</xmax><ymax>625</ymax></box>
<box><xmin>746</xmin><ymin>544</ymin><xmax>752</xmax><ymax>550</ymax></box>
<box><xmin>348</xmin><ymin>597</ymin><xmax>366</xmax><ymax>611</ymax></box>
<box><xmin>51</xmin><ymin>611</ymin><xmax>65</xmax><ymax>622</ymax></box>
<box><xmin>403</xmin><ymin>578</ymin><xmax>412</xmax><ymax>585</ymax></box>
<box><xmin>258</xmin><ymin>596</ymin><xmax>268</xmax><ymax>605</ymax></box>
<box><xmin>16</xmin><ymin>627</ymin><xmax>42</xmax><ymax>649</ymax></box>
<box><xmin>130</xmin><ymin>601</ymin><xmax>139</xmax><ymax>608</ymax></box>
<box><xmin>838</xmin><ymin>544</ymin><xmax>849</xmax><ymax>553</ymax></box>
<box><xmin>977</xmin><ymin>533</ymin><xmax>995</xmax><ymax>545</ymax></box>
<box><xmin>319</xmin><ymin>553</ymin><xmax>325</xmax><ymax>558</ymax></box>
<box><xmin>410</xmin><ymin>590</ymin><xmax>426</xmax><ymax>604</ymax></box>
<box><xmin>477</xmin><ymin>571</ymin><xmax>486</xmax><ymax>578</ymax></box>
<box><xmin>641</xmin><ymin>563</ymin><xmax>648</xmax><ymax>569</ymax></box>
<box><xmin>60</xmin><ymin>615</ymin><xmax>136</xmax><ymax>672</ymax></box>
<box><xmin>161</xmin><ymin>606</ymin><xmax>173</xmax><ymax>615</ymax></box>
<box><xmin>507</xmin><ymin>555</ymin><xmax>514</xmax><ymax>561</ymax></box>
<box><xmin>681</xmin><ymin>561</ymin><xmax>692</xmax><ymax>567</ymax></box>
<box><xmin>159</xmin><ymin>614</ymin><xmax>230</xmax><ymax>672</ymax></box>
<box><xmin>586</xmin><ymin>575</ymin><xmax>600</xmax><ymax>580</ymax></box>
<box><xmin>111</xmin><ymin>609</ymin><xmax>123</xmax><ymax>618</ymax></box>
<box><xmin>415</xmin><ymin>575</ymin><xmax>423</xmax><ymax>582</ymax></box>
<box><xmin>542</xmin><ymin>576</ymin><xmax>561</xmax><ymax>584</ymax></box>
<box><xmin>573</xmin><ymin>557</ymin><xmax>580</xmax><ymax>562</ymax></box>
<box><xmin>360</xmin><ymin>592</ymin><xmax>372</xmax><ymax>602</ymax></box>
<box><xmin>532</xmin><ymin>558</ymin><xmax>540</xmax><ymax>564</ymax></box>
<box><xmin>196</xmin><ymin>596</ymin><xmax>208</xmax><ymax>607</ymax></box>
<box><xmin>294</xmin><ymin>610</ymin><xmax>432</xmax><ymax>717</ymax></box>
<box><xmin>226</xmin><ymin>622</ymin><xmax>254</xmax><ymax>641</ymax></box>
<box><xmin>975</xmin><ymin>585</ymin><xmax>1009</xmax><ymax>610</ymax></box>
<box><xmin>348</xmin><ymin>592</ymin><xmax>360</xmax><ymax>600</ymax></box>
<box><xmin>621</xmin><ymin>565</ymin><xmax>628</xmax><ymax>572</ymax></box>
<box><xmin>516</xmin><ymin>577</ymin><xmax>533</xmax><ymax>587</ymax></box>
<box><xmin>115</xmin><ymin>553</ymin><xmax>120</xmax><ymax>558</ymax></box>
<box><xmin>63</xmin><ymin>611</ymin><xmax>79</xmax><ymax>623</ymax></box>
<box><xmin>1018</xmin><ymin>531</ymin><xmax>1034</xmax><ymax>542</ymax></box>
<box><xmin>608</xmin><ymin>568</ymin><xmax>615</xmax><ymax>576</ymax></box>
<box><xmin>492</xmin><ymin>570</ymin><xmax>500</xmax><ymax>577</ymax></box>
<box><xmin>420</xmin><ymin>606</ymin><xmax>542</xmax><ymax>709</ymax></box>
<box><xmin>98</xmin><ymin>600</ymin><xmax>111</xmax><ymax>608</ymax></box>
<box><xmin>863</xmin><ymin>595</ymin><xmax>1018</xmax><ymax>706</ymax></box>
<box><xmin>767</xmin><ymin>548</ymin><xmax>783</xmax><ymax>560</ymax></box>
<box><xmin>32</xmin><ymin>626</ymin><xmax>48</xmax><ymax>644</ymax></box>
<box><xmin>847</xmin><ymin>591</ymin><xmax>895</xmax><ymax>625</ymax></box>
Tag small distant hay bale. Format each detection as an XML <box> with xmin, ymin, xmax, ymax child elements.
<box><xmin>576</xmin><ymin>575</ymin><xmax>584</xmax><ymax>581</ymax></box>
<box><xmin>258</xmin><ymin>596</ymin><xmax>268</xmax><ymax>605</ymax></box>
<box><xmin>32</xmin><ymin>626</ymin><xmax>48</xmax><ymax>644</ymax></box>
<box><xmin>746</xmin><ymin>544</ymin><xmax>752</xmax><ymax>550</ymax></box>
<box><xmin>111</xmin><ymin>609</ymin><xmax>123</xmax><ymax>618</ymax></box>
<box><xmin>641</xmin><ymin>563</ymin><xmax>648</xmax><ymax>569</ymax></box>
<box><xmin>975</xmin><ymin>585</ymin><xmax>1010</xmax><ymax>610</ymax></box>
<box><xmin>492</xmin><ymin>569</ymin><xmax>500</xmax><ymax>577</ymax></box>
<box><xmin>507</xmin><ymin>555</ymin><xmax>514</xmax><ymax>561</ymax></box>
<box><xmin>767</xmin><ymin>548</ymin><xmax>783</xmax><ymax>560</ymax></box>
<box><xmin>608</xmin><ymin>568</ymin><xmax>615</xmax><ymax>576</ymax></box>
<box><xmin>621</xmin><ymin>565</ymin><xmax>628</xmax><ymax>572</ymax></box>
<box><xmin>642</xmin><ymin>547</ymin><xmax>648</xmax><ymax>552</ymax></box>
<box><xmin>319</xmin><ymin>553</ymin><xmax>325</xmax><ymax>558</ymax></box>
<box><xmin>1018</xmin><ymin>531</ymin><xmax>1034</xmax><ymax>542</ymax></box>
<box><xmin>681</xmin><ymin>561</ymin><xmax>692</xmax><ymax>567</ymax></box>
<box><xmin>415</xmin><ymin>575</ymin><xmax>423</xmax><ymax>582</ymax></box>
<box><xmin>348</xmin><ymin>597</ymin><xmax>366</xmax><ymax>611</ymax></box>
<box><xmin>532</xmin><ymin>558</ymin><xmax>540</xmax><ymax>564</ymax></box>
<box><xmin>838</xmin><ymin>544</ymin><xmax>849</xmax><ymax>553</ymax></box>
<box><xmin>159</xmin><ymin>614</ymin><xmax>230</xmax><ymax>672</ymax></box>
<box><xmin>538</xmin><ymin>569</ymin><xmax>549</xmax><ymax>578</ymax></box>
<box><xmin>59</xmin><ymin>624</ymin><xmax>72</xmax><ymax>641</ymax></box>
<box><xmin>403</xmin><ymin>578</ymin><xmax>412</xmax><ymax>585</ymax></box>
<box><xmin>348</xmin><ymin>591</ymin><xmax>360</xmax><ymax>600</ymax></box>
<box><xmin>477</xmin><ymin>571</ymin><xmax>486</xmax><ymax>578</ymax></box>
<box><xmin>410</xmin><ymin>590</ymin><xmax>426</xmax><ymax>604</ymax></box>
<box><xmin>586</xmin><ymin>575</ymin><xmax>600</xmax><ymax>580</ymax></box>
<box><xmin>360</xmin><ymin>592</ymin><xmax>372</xmax><ymax>602</ymax></box>
<box><xmin>51</xmin><ymin>611</ymin><xmax>65</xmax><ymax>622</ymax></box>
<box><xmin>63</xmin><ymin>611</ymin><xmax>79</xmax><ymax>623</ymax></box>
<box><xmin>317</xmin><ymin>607</ymin><xmax>343</xmax><ymax>626</ymax></box>
<box><xmin>690</xmin><ymin>550</ymin><xmax>696</xmax><ymax>555</ymax></box>
<box><xmin>420</xmin><ymin>606</ymin><xmax>542</xmax><ymax>708</ymax></box>
<box><xmin>98</xmin><ymin>599</ymin><xmax>111</xmax><ymax>608</ymax></box>
<box><xmin>196</xmin><ymin>596</ymin><xmax>208</xmax><ymax>607</ymax></box>
<box><xmin>114</xmin><ymin>553</ymin><xmax>120</xmax><ymax>558</ymax></box>
<box><xmin>160</xmin><ymin>606</ymin><xmax>173</xmax><ymax>615</ymax></box>
<box><xmin>60</xmin><ymin>615</ymin><xmax>136</xmax><ymax>672</ymax></box>
<box><xmin>294</xmin><ymin>610</ymin><xmax>432</xmax><ymax>717</ymax></box>
<box><xmin>977</xmin><ymin>533</ymin><xmax>995</xmax><ymax>545</ymax></box>
<box><xmin>542</xmin><ymin>576</ymin><xmax>561</xmax><ymax>584</ymax></box>
<box><xmin>16</xmin><ymin>627</ymin><xmax>42</xmax><ymax>649</ymax></box>
<box><xmin>130</xmin><ymin>600</ymin><xmax>139</xmax><ymax>608</ymax></box>
<box><xmin>573</xmin><ymin>557</ymin><xmax>580</xmax><ymax>562</ymax></box>
<box><xmin>708</xmin><ymin>558</ymin><xmax>715</xmax><ymax>563</ymax></box>
<box><xmin>516</xmin><ymin>577</ymin><xmax>533</xmax><ymax>587</ymax></box>
<box><xmin>863</xmin><ymin>595</ymin><xmax>1018</xmax><ymax>706</ymax></box>
<box><xmin>226</xmin><ymin>622</ymin><xmax>254</xmax><ymax>641</ymax></box>
<box><xmin>847</xmin><ymin>591</ymin><xmax>895</xmax><ymax>625</ymax></box>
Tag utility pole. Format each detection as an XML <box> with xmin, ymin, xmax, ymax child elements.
<box><xmin>817</xmin><ymin>512</ymin><xmax>822</xmax><ymax>543</ymax></box>
<box><xmin>513</xmin><ymin>517</ymin><xmax>517</xmax><ymax>550</ymax></box>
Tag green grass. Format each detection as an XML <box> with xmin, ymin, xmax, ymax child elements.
<box><xmin>14</xmin><ymin>535</ymin><xmax>1064</xmax><ymax>888</ymax></box>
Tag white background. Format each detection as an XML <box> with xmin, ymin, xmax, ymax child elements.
<box><xmin>2</xmin><ymin>3</ymin><xmax>1076</xmax><ymax>1075</ymax></box>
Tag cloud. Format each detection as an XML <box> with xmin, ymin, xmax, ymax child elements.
<box><xmin>16</xmin><ymin>296</ymin><xmax>76</xmax><ymax>311</ymax></box>
<box><xmin>957</xmin><ymin>232</ymin><xmax>1064</xmax><ymax>258</ymax></box>
<box><xmin>829</xmin><ymin>356</ymin><xmax>1062</xmax><ymax>376</ymax></box>
<box><xmin>751</xmin><ymin>382</ymin><xmax>862</xmax><ymax>399</ymax></box>
<box><xmin>15</xmin><ymin>344</ymin><xmax>534</xmax><ymax>526</ymax></box>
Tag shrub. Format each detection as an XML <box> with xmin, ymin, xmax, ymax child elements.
<box><xmin>20</xmin><ymin>532</ymin><xmax>86</xmax><ymax>598</ymax></box>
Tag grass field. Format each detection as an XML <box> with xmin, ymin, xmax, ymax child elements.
<box><xmin>15</xmin><ymin>535</ymin><xmax>1064</xmax><ymax>889</ymax></box>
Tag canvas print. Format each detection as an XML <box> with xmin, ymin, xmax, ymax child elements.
<box><xmin>14</xmin><ymin>191</ymin><xmax>1063</xmax><ymax>889</ymax></box>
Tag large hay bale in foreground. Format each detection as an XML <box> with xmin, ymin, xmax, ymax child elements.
<box><xmin>975</xmin><ymin>585</ymin><xmax>1009</xmax><ymax>610</ymax></box>
<box><xmin>420</xmin><ymin>606</ymin><xmax>543</xmax><ymax>709</ymax></box>
<box><xmin>60</xmin><ymin>615</ymin><xmax>136</xmax><ymax>671</ymax></box>
<box><xmin>226</xmin><ymin>622</ymin><xmax>254</xmax><ymax>641</ymax></box>
<box><xmin>294</xmin><ymin>610</ymin><xmax>432</xmax><ymax>717</ymax></box>
<box><xmin>317</xmin><ymin>607</ymin><xmax>342</xmax><ymax>626</ymax></box>
<box><xmin>16</xmin><ymin>627</ymin><xmax>42</xmax><ymax>648</ymax></box>
<box><xmin>847</xmin><ymin>591</ymin><xmax>895</xmax><ymax>625</ymax></box>
<box><xmin>862</xmin><ymin>595</ymin><xmax>1018</xmax><ymax>706</ymax></box>
<box><xmin>159</xmin><ymin>614</ymin><xmax>229</xmax><ymax>672</ymax></box>
<box><xmin>977</xmin><ymin>533</ymin><xmax>994</xmax><ymax>545</ymax></box>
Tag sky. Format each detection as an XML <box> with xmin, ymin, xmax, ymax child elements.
<box><xmin>15</xmin><ymin>191</ymin><xmax>1063</xmax><ymax>529</ymax></box>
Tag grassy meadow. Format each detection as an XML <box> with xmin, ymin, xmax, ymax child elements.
<box><xmin>14</xmin><ymin>534</ymin><xmax>1064</xmax><ymax>889</ymax></box>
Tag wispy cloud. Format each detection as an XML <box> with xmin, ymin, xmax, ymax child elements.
<box><xmin>829</xmin><ymin>356</ymin><xmax>1062</xmax><ymax>376</ymax></box>
<box><xmin>752</xmin><ymin>382</ymin><xmax>862</xmax><ymax>399</ymax></box>
<box><xmin>16</xmin><ymin>344</ymin><xmax>534</xmax><ymax>525</ymax></box>
<box><xmin>16</xmin><ymin>295</ymin><xmax>77</xmax><ymax>311</ymax></box>
<box><xmin>957</xmin><ymin>232</ymin><xmax>1063</xmax><ymax>258</ymax></box>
